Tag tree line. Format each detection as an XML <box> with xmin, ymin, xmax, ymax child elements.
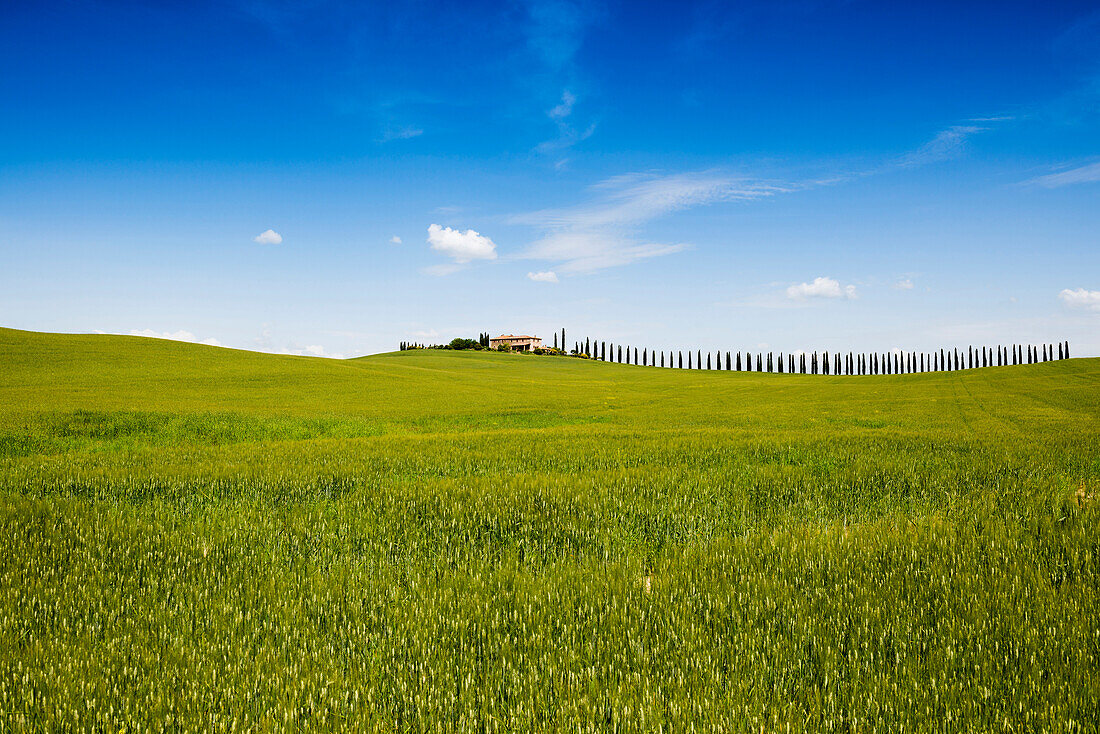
<box><xmin>401</xmin><ymin>331</ymin><xmax>1072</xmax><ymax>373</ymax></box>
<box><xmin>550</xmin><ymin>335</ymin><xmax>1071</xmax><ymax>374</ymax></box>
<box><xmin>400</xmin><ymin>333</ymin><xmax>493</xmax><ymax>351</ymax></box>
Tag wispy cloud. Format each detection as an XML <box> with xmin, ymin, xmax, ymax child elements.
<box><xmin>390</xmin><ymin>235</ymin><xmax>402</xmax><ymax>245</ymax></box>
<box><xmin>786</xmin><ymin>277</ymin><xmax>857</xmax><ymax>301</ymax></box>
<box><xmin>523</xmin><ymin>0</ymin><xmax>598</xmax><ymax>71</ymax></box>
<box><xmin>1027</xmin><ymin>160</ymin><xmax>1100</xmax><ymax>188</ymax></box>
<box><xmin>129</xmin><ymin>329</ymin><xmax>223</xmax><ymax>346</ymax></box>
<box><xmin>900</xmin><ymin>125</ymin><xmax>987</xmax><ymax>167</ymax></box>
<box><xmin>303</xmin><ymin>344</ymin><xmax>346</xmax><ymax>359</ymax></box>
<box><xmin>893</xmin><ymin>278</ymin><xmax>915</xmax><ymax>290</ymax></box>
<box><xmin>378</xmin><ymin>125</ymin><xmax>423</xmax><ymax>142</ymax></box>
<box><xmin>422</xmin><ymin>263</ymin><xmax>466</xmax><ymax>277</ymax></box>
<box><xmin>253</xmin><ymin>326</ymin><xmax>346</xmax><ymax>359</ymax></box>
<box><xmin>512</xmin><ymin>170</ymin><xmax>788</xmax><ymax>273</ymax></box>
<box><xmin>548</xmin><ymin>90</ymin><xmax>576</xmax><ymax>120</ymax></box>
<box><xmin>521</xmin><ymin>1</ymin><xmax>602</xmax><ymax>159</ymax></box>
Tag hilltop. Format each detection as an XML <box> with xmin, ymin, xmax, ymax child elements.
<box><xmin>2</xmin><ymin>326</ymin><xmax>1097</xmax><ymax>436</ymax></box>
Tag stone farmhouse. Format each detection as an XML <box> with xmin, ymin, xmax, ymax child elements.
<box><xmin>489</xmin><ymin>334</ymin><xmax>542</xmax><ymax>352</ymax></box>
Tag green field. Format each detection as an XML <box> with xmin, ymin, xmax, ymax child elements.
<box><xmin>1</xmin><ymin>326</ymin><xmax>1098</xmax><ymax>731</ymax></box>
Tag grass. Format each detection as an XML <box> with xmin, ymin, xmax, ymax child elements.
<box><xmin>1</xmin><ymin>326</ymin><xmax>1098</xmax><ymax>731</ymax></box>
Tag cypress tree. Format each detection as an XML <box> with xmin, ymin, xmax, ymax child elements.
<box><xmin>736</xmin><ymin>352</ymin><xmax>742</xmax><ymax>371</ymax></box>
<box><xmin>617</xmin><ymin>345</ymin><xmax>622</xmax><ymax>363</ymax></box>
<box><xmin>777</xmin><ymin>353</ymin><xmax>783</xmax><ymax>373</ymax></box>
<box><xmin>660</xmin><ymin>351</ymin><xmax>665</xmax><ymax>368</ymax></box>
<box><xmin>754</xmin><ymin>353</ymin><xmax>760</xmax><ymax>372</ymax></box>
<box><xmin>688</xmin><ymin>351</ymin><xmax>692</xmax><ymax>369</ymax></box>
<box><xmin>678</xmin><ymin>351</ymin><xmax>683</xmax><ymax>369</ymax></box>
<box><xmin>562</xmin><ymin>329</ymin><xmax>566</xmax><ymax>352</ymax></box>
<box><xmin>726</xmin><ymin>352</ymin><xmax>731</xmax><ymax>370</ymax></box>
<box><xmin>705</xmin><ymin>352</ymin><xmax>711</xmax><ymax>370</ymax></box>
<box><xmin>1065</xmin><ymin>340</ymin><xmax>1070</xmax><ymax>359</ymax></box>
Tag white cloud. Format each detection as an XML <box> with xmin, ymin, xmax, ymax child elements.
<box><xmin>1028</xmin><ymin>161</ymin><xmax>1100</xmax><ymax>188</ymax></box>
<box><xmin>390</xmin><ymin>235</ymin><xmax>402</xmax><ymax>245</ymax></box>
<box><xmin>1059</xmin><ymin>287</ymin><xmax>1100</xmax><ymax>311</ymax></box>
<box><xmin>129</xmin><ymin>329</ymin><xmax>223</xmax><ymax>347</ymax></box>
<box><xmin>427</xmin><ymin>223</ymin><xmax>497</xmax><ymax>264</ymax></box>
<box><xmin>527</xmin><ymin>270</ymin><xmax>559</xmax><ymax>283</ymax></box>
<box><xmin>894</xmin><ymin>278</ymin><xmax>914</xmax><ymax>290</ymax></box>
<box><xmin>513</xmin><ymin>170</ymin><xmax>787</xmax><ymax>273</ymax></box>
<box><xmin>253</xmin><ymin>229</ymin><xmax>283</xmax><ymax>245</ymax></box>
<box><xmin>549</xmin><ymin>90</ymin><xmax>576</xmax><ymax>119</ymax></box>
<box><xmin>786</xmin><ymin>277</ymin><xmax>857</xmax><ymax>301</ymax></box>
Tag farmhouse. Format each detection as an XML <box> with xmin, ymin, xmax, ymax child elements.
<box><xmin>490</xmin><ymin>334</ymin><xmax>542</xmax><ymax>352</ymax></box>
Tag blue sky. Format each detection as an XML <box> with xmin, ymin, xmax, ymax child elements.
<box><xmin>2</xmin><ymin>0</ymin><xmax>1098</xmax><ymax>358</ymax></box>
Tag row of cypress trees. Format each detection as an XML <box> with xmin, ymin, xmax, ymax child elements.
<box><xmin>564</xmin><ymin>337</ymin><xmax>1070</xmax><ymax>374</ymax></box>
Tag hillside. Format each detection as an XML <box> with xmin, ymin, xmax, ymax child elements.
<box><xmin>2</xmin><ymin>327</ymin><xmax>1099</xmax><ymax>730</ymax></box>
<box><xmin>2</xmin><ymin>326</ymin><xmax>1097</xmax><ymax>435</ymax></box>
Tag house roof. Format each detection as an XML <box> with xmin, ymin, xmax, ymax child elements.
<box><xmin>493</xmin><ymin>334</ymin><xmax>539</xmax><ymax>339</ymax></box>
